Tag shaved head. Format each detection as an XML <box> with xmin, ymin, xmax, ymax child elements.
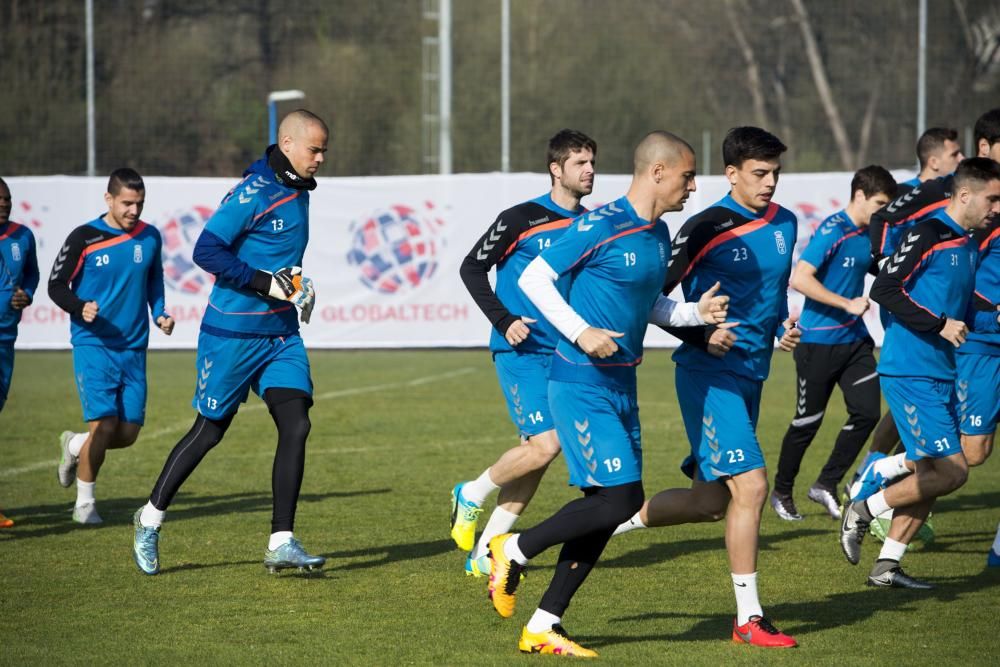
<box><xmin>277</xmin><ymin>109</ymin><xmax>329</xmax><ymax>179</ymax></box>
<box><xmin>633</xmin><ymin>131</ymin><xmax>694</xmax><ymax>176</ymax></box>
<box><xmin>278</xmin><ymin>109</ymin><xmax>329</xmax><ymax>142</ymax></box>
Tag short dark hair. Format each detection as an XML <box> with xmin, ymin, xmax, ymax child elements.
<box><xmin>722</xmin><ymin>127</ymin><xmax>786</xmax><ymax>168</ymax></box>
<box><xmin>953</xmin><ymin>157</ymin><xmax>1000</xmax><ymax>191</ymax></box>
<box><xmin>107</xmin><ymin>168</ymin><xmax>144</xmax><ymax>196</ymax></box>
<box><xmin>915</xmin><ymin>127</ymin><xmax>958</xmax><ymax>168</ymax></box>
<box><xmin>850</xmin><ymin>165</ymin><xmax>897</xmax><ymax>199</ymax></box>
<box><xmin>974</xmin><ymin>108</ymin><xmax>1000</xmax><ymax>147</ymax></box>
<box><xmin>547</xmin><ymin>129</ymin><xmax>597</xmax><ymax>179</ymax></box>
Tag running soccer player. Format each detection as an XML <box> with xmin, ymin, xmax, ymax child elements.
<box><xmin>896</xmin><ymin>127</ymin><xmax>964</xmax><ymax>194</ymax></box>
<box><xmin>770</xmin><ymin>166</ymin><xmax>897</xmax><ymax>522</ymax></box>
<box><xmin>131</xmin><ymin>110</ymin><xmax>325</xmax><ymax>576</ymax></box>
<box><xmin>840</xmin><ymin>157</ymin><xmax>1000</xmax><ymax>588</ymax></box>
<box><xmin>48</xmin><ymin>169</ymin><xmax>174</xmax><ymax>525</ymax></box>
<box><xmin>614</xmin><ymin>127</ymin><xmax>799</xmax><ymax>648</ymax></box>
<box><xmin>450</xmin><ymin>130</ymin><xmax>596</xmax><ymax>577</ymax></box>
<box><xmin>1</xmin><ymin>177</ymin><xmax>40</xmax><ymax>529</ymax></box>
<box><xmin>486</xmin><ymin>131</ymin><xmax>726</xmax><ymax>657</ymax></box>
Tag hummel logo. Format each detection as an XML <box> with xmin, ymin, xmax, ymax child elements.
<box><xmin>85</xmin><ymin>236</ymin><xmax>104</xmax><ymax>244</ymax></box>
<box><xmin>528</xmin><ymin>217</ymin><xmax>549</xmax><ymax>226</ymax></box>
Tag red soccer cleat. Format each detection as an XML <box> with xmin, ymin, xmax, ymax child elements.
<box><xmin>732</xmin><ymin>615</ymin><xmax>797</xmax><ymax>648</ymax></box>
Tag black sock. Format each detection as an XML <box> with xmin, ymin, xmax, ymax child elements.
<box><xmin>265</xmin><ymin>389</ymin><xmax>312</xmax><ymax>533</ymax></box>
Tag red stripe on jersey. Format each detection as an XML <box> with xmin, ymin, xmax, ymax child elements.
<box><xmin>981</xmin><ymin>225</ymin><xmax>1000</xmax><ymax>252</ymax></box>
<box><xmin>825</xmin><ymin>227</ymin><xmax>865</xmax><ymax>258</ymax></box>
<box><xmin>903</xmin><ymin>199</ymin><xmax>949</xmax><ymax>224</ymax></box>
<box><xmin>900</xmin><ymin>286</ymin><xmax>939</xmax><ymax>320</ymax></box>
<box><xmin>901</xmin><ymin>236</ymin><xmax>968</xmax><ymax>283</ymax></box>
<box><xmin>567</xmin><ymin>221</ymin><xmax>658</xmax><ymax>271</ymax></box>
<box><xmin>555</xmin><ymin>348</ymin><xmax>643</xmax><ymax>368</ymax></box>
<box><xmin>0</xmin><ymin>222</ymin><xmax>23</xmax><ymax>242</ymax></box>
<box><xmin>253</xmin><ymin>192</ymin><xmax>299</xmax><ymax>221</ymax></box>
<box><xmin>71</xmin><ymin>222</ymin><xmax>149</xmax><ymax>281</ymax></box>
<box><xmin>207</xmin><ymin>300</ymin><xmax>293</xmax><ymax>316</ymax></box>
<box><xmin>681</xmin><ymin>202</ymin><xmax>779</xmax><ymax>281</ymax></box>
<box><xmin>500</xmin><ymin>218</ymin><xmax>573</xmax><ymax>261</ymax></box>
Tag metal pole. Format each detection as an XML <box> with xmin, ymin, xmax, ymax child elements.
<box><xmin>269</xmin><ymin>101</ymin><xmax>277</xmax><ymax>145</ymax></box>
<box><xmin>917</xmin><ymin>0</ymin><xmax>927</xmax><ymax>138</ymax></box>
<box><xmin>501</xmin><ymin>0</ymin><xmax>510</xmax><ymax>173</ymax></box>
<box><xmin>86</xmin><ymin>0</ymin><xmax>96</xmax><ymax>176</ymax></box>
<box><xmin>439</xmin><ymin>0</ymin><xmax>452</xmax><ymax>174</ymax></box>
<box><xmin>701</xmin><ymin>130</ymin><xmax>711</xmax><ymax>175</ymax></box>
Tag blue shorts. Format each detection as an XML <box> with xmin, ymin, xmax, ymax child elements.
<box><xmin>956</xmin><ymin>353</ymin><xmax>1000</xmax><ymax>436</ymax></box>
<box><xmin>493</xmin><ymin>351</ymin><xmax>554</xmax><ymax>438</ymax></box>
<box><xmin>72</xmin><ymin>346</ymin><xmax>147</xmax><ymax>424</ymax></box>
<box><xmin>675</xmin><ymin>365</ymin><xmax>766</xmax><ymax>482</ymax></box>
<box><xmin>881</xmin><ymin>375</ymin><xmax>961</xmax><ymax>459</ymax></box>
<box><xmin>193</xmin><ymin>332</ymin><xmax>312</xmax><ymax>419</ymax></box>
<box><xmin>0</xmin><ymin>341</ymin><xmax>13</xmax><ymax>411</ymax></box>
<box><xmin>549</xmin><ymin>380</ymin><xmax>641</xmax><ymax>488</ymax></box>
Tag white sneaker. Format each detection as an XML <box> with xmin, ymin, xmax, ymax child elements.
<box><xmin>58</xmin><ymin>431</ymin><xmax>80</xmax><ymax>488</ymax></box>
<box><xmin>73</xmin><ymin>502</ymin><xmax>103</xmax><ymax>525</ymax></box>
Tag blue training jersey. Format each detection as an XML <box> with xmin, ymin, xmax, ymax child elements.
<box><xmin>870</xmin><ymin>175</ymin><xmax>951</xmax><ymax>262</ymax></box>
<box><xmin>668</xmin><ymin>194</ymin><xmax>797</xmax><ymax>381</ymax></box>
<box><xmin>797</xmin><ymin>210</ymin><xmax>872</xmax><ymax>345</ymax></box>
<box><xmin>0</xmin><ymin>222</ymin><xmax>40</xmax><ymax>343</ymax></box>
<box><xmin>460</xmin><ymin>193</ymin><xmax>582</xmax><ymax>354</ymax></box>
<box><xmin>47</xmin><ymin>216</ymin><xmax>167</xmax><ymax>349</ymax></box>
<box><xmin>197</xmin><ymin>154</ymin><xmax>309</xmax><ymax>337</ymax></box>
<box><xmin>541</xmin><ymin>196</ymin><xmax>672</xmax><ymax>393</ymax></box>
<box><xmin>960</xmin><ymin>218</ymin><xmax>1000</xmax><ymax>357</ymax></box>
<box><xmin>871</xmin><ymin>211</ymin><xmax>977</xmax><ymax>380</ymax></box>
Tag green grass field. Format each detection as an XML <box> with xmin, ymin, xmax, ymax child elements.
<box><xmin>2</xmin><ymin>350</ymin><xmax>999</xmax><ymax>665</ymax></box>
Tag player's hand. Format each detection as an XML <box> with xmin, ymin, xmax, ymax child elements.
<box><xmin>299</xmin><ymin>277</ymin><xmax>316</xmax><ymax>324</ymax></box>
<box><xmin>504</xmin><ymin>317</ymin><xmax>536</xmax><ymax>346</ymax></box>
<box><xmin>81</xmin><ymin>301</ymin><xmax>99</xmax><ymax>323</ymax></box>
<box><xmin>156</xmin><ymin>315</ymin><xmax>175</xmax><ymax>335</ymax></box>
<box><xmin>707</xmin><ymin>322</ymin><xmax>740</xmax><ymax>358</ymax></box>
<box><xmin>696</xmin><ymin>281</ymin><xmax>729</xmax><ymax>324</ymax></box>
<box><xmin>939</xmin><ymin>318</ymin><xmax>968</xmax><ymax>348</ymax></box>
<box><xmin>576</xmin><ymin>327</ymin><xmax>623</xmax><ymax>359</ymax></box>
<box><xmin>9</xmin><ymin>287</ymin><xmax>31</xmax><ymax>310</ymax></box>
<box><xmin>255</xmin><ymin>266</ymin><xmax>312</xmax><ymax>307</ymax></box>
<box><xmin>778</xmin><ymin>317</ymin><xmax>800</xmax><ymax>352</ymax></box>
<box><xmin>844</xmin><ymin>296</ymin><xmax>870</xmax><ymax>316</ymax></box>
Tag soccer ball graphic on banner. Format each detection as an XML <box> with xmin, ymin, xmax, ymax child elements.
<box><xmin>160</xmin><ymin>206</ymin><xmax>215</xmax><ymax>296</ymax></box>
<box><xmin>346</xmin><ymin>202</ymin><xmax>446</xmax><ymax>295</ymax></box>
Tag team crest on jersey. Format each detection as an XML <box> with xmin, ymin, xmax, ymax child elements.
<box><xmin>10</xmin><ymin>242</ymin><xmax>20</xmax><ymax>262</ymax></box>
<box><xmin>133</xmin><ymin>244</ymin><xmax>143</xmax><ymax>264</ymax></box>
<box><xmin>774</xmin><ymin>230</ymin><xmax>787</xmax><ymax>255</ymax></box>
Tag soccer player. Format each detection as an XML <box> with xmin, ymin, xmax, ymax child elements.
<box><xmin>896</xmin><ymin>127</ymin><xmax>964</xmax><ymax>193</ymax></box>
<box><xmin>840</xmin><ymin>157</ymin><xmax>1000</xmax><ymax>588</ymax></box>
<box><xmin>485</xmin><ymin>131</ymin><xmax>725</xmax><ymax>657</ymax></box>
<box><xmin>450</xmin><ymin>130</ymin><xmax>596</xmax><ymax>576</ymax></box>
<box><xmin>770</xmin><ymin>166</ymin><xmax>897</xmax><ymax>521</ymax></box>
<box><xmin>614</xmin><ymin>127</ymin><xmax>799</xmax><ymax>648</ymax></box>
<box><xmin>131</xmin><ymin>110</ymin><xmax>325</xmax><ymax>576</ymax></box>
<box><xmin>48</xmin><ymin>169</ymin><xmax>174</xmax><ymax>525</ymax></box>
<box><xmin>1</xmin><ymin>177</ymin><xmax>40</xmax><ymax>529</ymax></box>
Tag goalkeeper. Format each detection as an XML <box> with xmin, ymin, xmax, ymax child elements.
<box><xmin>132</xmin><ymin>110</ymin><xmax>327</xmax><ymax>576</ymax></box>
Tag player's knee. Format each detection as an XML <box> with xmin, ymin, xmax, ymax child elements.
<box><xmin>941</xmin><ymin>463</ymin><xmax>969</xmax><ymax>493</ymax></box>
<box><xmin>599</xmin><ymin>482</ymin><xmax>644</xmax><ymax>527</ymax></box>
<box><xmin>961</xmin><ymin>435</ymin><xmax>992</xmax><ymax>467</ymax></box>
<box><xmin>91</xmin><ymin>418</ymin><xmax>119</xmax><ymax>443</ymax></box>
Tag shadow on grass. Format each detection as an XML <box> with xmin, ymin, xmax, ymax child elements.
<box><xmin>934</xmin><ymin>489</ymin><xmax>1000</xmax><ymax>513</ymax></box>
<box><xmin>323</xmin><ymin>538</ymin><xmax>457</xmax><ymax>572</ymax></box>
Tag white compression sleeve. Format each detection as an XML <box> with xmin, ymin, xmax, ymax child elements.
<box><xmin>518</xmin><ymin>256</ymin><xmax>589</xmax><ymax>343</ymax></box>
<box><xmin>647</xmin><ymin>293</ymin><xmax>705</xmax><ymax>327</ymax></box>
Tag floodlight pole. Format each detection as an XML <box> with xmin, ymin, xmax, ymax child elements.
<box><xmin>439</xmin><ymin>0</ymin><xmax>453</xmax><ymax>174</ymax></box>
<box><xmin>86</xmin><ymin>0</ymin><xmax>95</xmax><ymax>176</ymax></box>
<box><xmin>268</xmin><ymin>89</ymin><xmax>306</xmax><ymax>145</ymax></box>
<box><xmin>917</xmin><ymin>0</ymin><xmax>927</xmax><ymax>138</ymax></box>
<box><xmin>501</xmin><ymin>0</ymin><xmax>510</xmax><ymax>173</ymax></box>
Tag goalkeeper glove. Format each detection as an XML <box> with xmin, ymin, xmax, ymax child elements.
<box><xmin>299</xmin><ymin>276</ymin><xmax>316</xmax><ymax>324</ymax></box>
<box><xmin>252</xmin><ymin>266</ymin><xmax>312</xmax><ymax>310</ymax></box>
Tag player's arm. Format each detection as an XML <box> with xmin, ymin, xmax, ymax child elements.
<box><xmin>459</xmin><ymin>210</ymin><xmax>532</xmax><ymax>339</ymax></box>
<box><xmin>47</xmin><ymin>227</ymin><xmax>90</xmax><ymax>316</ymax></box>
<box><xmin>146</xmin><ymin>230</ymin><xmax>173</xmax><ymax>335</ymax></box>
<box><xmin>10</xmin><ymin>231</ymin><xmax>39</xmax><ymax>310</ymax></box>
<box><xmin>966</xmin><ymin>291</ymin><xmax>1000</xmax><ymax>334</ymax></box>
<box><xmin>870</xmin><ymin>225</ymin><xmax>948</xmax><ymax>334</ymax></box>
<box><xmin>660</xmin><ymin>216</ymin><xmax>717</xmax><ymax>349</ymax></box>
<box><xmin>791</xmin><ymin>259</ymin><xmax>869</xmax><ymax>315</ymax></box>
<box><xmin>869</xmin><ymin>178</ymin><xmax>949</xmax><ymax>268</ymax></box>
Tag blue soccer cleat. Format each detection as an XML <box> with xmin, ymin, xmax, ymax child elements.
<box><xmin>464</xmin><ymin>553</ymin><xmax>492</xmax><ymax>578</ymax></box>
<box><xmin>132</xmin><ymin>509</ymin><xmax>161</xmax><ymax>575</ymax></box>
<box><xmin>988</xmin><ymin>548</ymin><xmax>1000</xmax><ymax>568</ymax></box>
<box><xmin>264</xmin><ymin>537</ymin><xmax>326</xmax><ymax>573</ymax></box>
<box><xmin>849</xmin><ymin>452</ymin><xmax>888</xmax><ymax>503</ymax></box>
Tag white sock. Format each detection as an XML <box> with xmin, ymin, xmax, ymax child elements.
<box><xmin>461</xmin><ymin>469</ymin><xmax>500</xmax><ymax>506</ymax></box>
<box><xmin>526</xmin><ymin>608</ymin><xmax>561</xmax><ymax>633</ymax></box>
<box><xmin>68</xmin><ymin>432</ymin><xmax>88</xmax><ymax>457</ymax></box>
<box><xmin>268</xmin><ymin>531</ymin><xmax>294</xmax><ymax>551</ymax></box>
<box><xmin>878</xmin><ymin>537</ymin><xmax>907</xmax><ymax>563</ymax></box>
<box><xmin>613</xmin><ymin>511</ymin><xmax>647</xmax><ymax>536</ymax></box>
<box><xmin>474</xmin><ymin>507</ymin><xmax>520</xmax><ymax>560</ymax></box>
<box><xmin>873</xmin><ymin>453</ymin><xmax>910</xmax><ymax>481</ymax></box>
<box><xmin>139</xmin><ymin>502</ymin><xmax>165</xmax><ymax>528</ymax></box>
<box><xmin>865</xmin><ymin>490</ymin><xmax>892</xmax><ymax>517</ymax></box>
<box><xmin>732</xmin><ymin>572</ymin><xmax>763</xmax><ymax>626</ymax></box>
<box><xmin>504</xmin><ymin>534</ymin><xmax>529</xmax><ymax>565</ymax></box>
<box><xmin>75</xmin><ymin>480</ymin><xmax>96</xmax><ymax>507</ymax></box>
<box><xmin>992</xmin><ymin>522</ymin><xmax>1000</xmax><ymax>554</ymax></box>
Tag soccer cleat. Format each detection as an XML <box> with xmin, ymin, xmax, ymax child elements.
<box><xmin>848</xmin><ymin>453</ymin><xmax>887</xmax><ymax>502</ymax></box>
<box><xmin>769</xmin><ymin>491</ymin><xmax>803</xmax><ymax>521</ymax></box>
<box><xmin>732</xmin><ymin>615</ymin><xmax>798</xmax><ymax>648</ymax></box>
<box><xmin>807</xmin><ymin>484</ymin><xmax>842</xmax><ymax>520</ymax></box>
<box><xmin>57</xmin><ymin>430</ymin><xmax>80</xmax><ymax>488</ymax></box>
<box><xmin>519</xmin><ymin>624</ymin><xmax>598</xmax><ymax>657</ymax></box>
<box><xmin>839</xmin><ymin>501</ymin><xmax>869</xmax><ymax>565</ymax></box>
<box><xmin>867</xmin><ymin>566</ymin><xmax>933</xmax><ymax>589</ymax></box>
<box><xmin>449</xmin><ymin>482</ymin><xmax>482</xmax><ymax>552</ymax></box>
<box><xmin>264</xmin><ymin>537</ymin><xmax>325</xmax><ymax>573</ymax></box>
<box><xmin>132</xmin><ymin>509</ymin><xmax>161</xmax><ymax>575</ymax></box>
<box><xmin>0</xmin><ymin>511</ymin><xmax>13</xmax><ymax>529</ymax></box>
<box><xmin>72</xmin><ymin>502</ymin><xmax>102</xmax><ymax>525</ymax></box>
<box><xmin>869</xmin><ymin>510</ymin><xmax>934</xmax><ymax>550</ymax></box>
<box><xmin>487</xmin><ymin>533</ymin><xmax>526</xmax><ymax>618</ymax></box>
<box><xmin>988</xmin><ymin>548</ymin><xmax>1000</xmax><ymax>568</ymax></box>
<box><xmin>465</xmin><ymin>553</ymin><xmax>492</xmax><ymax>578</ymax></box>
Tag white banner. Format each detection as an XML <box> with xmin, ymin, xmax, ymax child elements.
<box><xmin>8</xmin><ymin>171</ymin><xmax>912</xmax><ymax>349</ymax></box>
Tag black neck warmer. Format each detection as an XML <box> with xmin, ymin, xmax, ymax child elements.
<box><xmin>267</xmin><ymin>145</ymin><xmax>317</xmax><ymax>191</ymax></box>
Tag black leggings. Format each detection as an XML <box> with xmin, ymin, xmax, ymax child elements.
<box><xmin>518</xmin><ymin>481</ymin><xmax>644</xmax><ymax>616</ymax></box>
